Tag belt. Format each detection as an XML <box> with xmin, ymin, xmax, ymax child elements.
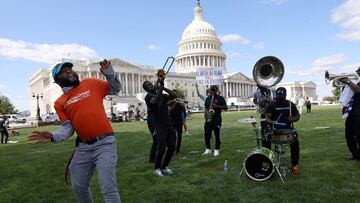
<box><xmin>78</xmin><ymin>133</ymin><xmax>114</xmax><ymax>145</ymax></box>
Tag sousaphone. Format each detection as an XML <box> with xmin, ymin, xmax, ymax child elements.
<box><xmin>253</xmin><ymin>56</ymin><xmax>284</xmax><ymax>88</ymax></box>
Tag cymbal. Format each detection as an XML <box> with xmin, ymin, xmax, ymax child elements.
<box><xmin>238</xmin><ymin>117</ymin><xmax>266</xmax><ymax>123</ymax></box>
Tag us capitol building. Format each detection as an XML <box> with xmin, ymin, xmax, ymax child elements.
<box><xmin>28</xmin><ymin>1</ymin><xmax>316</xmax><ymax>118</ymax></box>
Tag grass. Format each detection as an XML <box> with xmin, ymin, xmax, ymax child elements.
<box><xmin>1</xmin><ymin>105</ymin><xmax>360</xmax><ymax>203</ymax></box>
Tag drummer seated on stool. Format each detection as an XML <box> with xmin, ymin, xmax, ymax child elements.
<box><xmin>264</xmin><ymin>87</ymin><xmax>301</xmax><ymax>175</ymax></box>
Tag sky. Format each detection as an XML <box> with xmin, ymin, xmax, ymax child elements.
<box><xmin>0</xmin><ymin>0</ymin><xmax>360</xmax><ymax>111</ymax></box>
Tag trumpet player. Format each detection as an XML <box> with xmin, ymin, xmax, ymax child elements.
<box><xmin>202</xmin><ymin>85</ymin><xmax>227</xmax><ymax>156</ymax></box>
<box><xmin>339</xmin><ymin>67</ymin><xmax>360</xmax><ymax>161</ymax></box>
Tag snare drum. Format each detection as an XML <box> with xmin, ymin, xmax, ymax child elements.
<box><xmin>244</xmin><ymin>147</ymin><xmax>275</xmax><ymax>181</ymax></box>
<box><xmin>271</xmin><ymin>129</ymin><xmax>295</xmax><ymax>144</ymax></box>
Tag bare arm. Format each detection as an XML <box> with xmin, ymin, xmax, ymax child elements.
<box><xmin>339</xmin><ymin>77</ymin><xmax>360</xmax><ymax>92</ymax></box>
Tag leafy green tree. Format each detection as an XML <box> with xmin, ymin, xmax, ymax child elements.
<box><xmin>174</xmin><ymin>82</ymin><xmax>186</xmax><ymax>99</ymax></box>
<box><xmin>0</xmin><ymin>95</ymin><xmax>17</xmax><ymax>114</ymax></box>
<box><xmin>323</xmin><ymin>87</ymin><xmax>342</xmax><ymax>102</ymax></box>
<box><xmin>332</xmin><ymin>86</ymin><xmax>342</xmax><ymax>101</ymax></box>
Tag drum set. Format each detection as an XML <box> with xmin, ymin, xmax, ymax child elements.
<box><xmin>238</xmin><ymin>117</ymin><xmax>295</xmax><ymax>183</ymax></box>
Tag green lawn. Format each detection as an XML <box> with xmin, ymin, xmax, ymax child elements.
<box><xmin>1</xmin><ymin>105</ymin><xmax>360</xmax><ymax>203</ymax></box>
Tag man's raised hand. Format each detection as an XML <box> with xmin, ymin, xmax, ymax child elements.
<box><xmin>99</xmin><ymin>59</ymin><xmax>111</xmax><ymax>71</ymax></box>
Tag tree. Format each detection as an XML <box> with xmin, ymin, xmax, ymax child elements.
<box><xmin>323</xmin><ymin>86</ymin><xmax>342</xmax><ymax>102</ymax></box>
<box><xmin>0</xmin><ymin>95</ymin><xmax>17</xmax><ymax>114</ymax></box>
<box><xmin>174</xmin><ymin>82</ymin><xmax>186</xmax><ymax>99</ymax></box>
<box><xmin>332</xmin><ymin>86</ymin><xmax>342</xmax><ymax>101</ymax></box>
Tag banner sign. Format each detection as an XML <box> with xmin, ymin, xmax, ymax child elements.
<box><xmin>196</xmin><ymin>67</ymin><xmax>224</xmax><ymax>85</ymax></box>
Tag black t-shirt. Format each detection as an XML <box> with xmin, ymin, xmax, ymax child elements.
<box><xmin>204</xmin><ymin>94</ymin><xmax>227</xmax><ymax>123</ymax></box>
<box><xmin>265</xmin><ymin>99</ymin><xmax>299</xmax><ymax>129</ymax></box>
<box><xmin>350</xmin><ymin>82</ymin><xmax>360</xmax><ymax>116</ymax></box>
<box><xmin>169</xmin><ymin>102</ymin><xmax>186</xmax><ymax>125</ymax></box>
<box><xmin>145</xmin><ymin>93</ymin><xmax>172</xmax><ymax>129</ymax></box>
<box><xmin>0</xmin><ymin>119</ymin><xmax>5</xmax><ymax>130</ymax></box>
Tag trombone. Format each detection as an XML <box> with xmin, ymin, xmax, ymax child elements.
<box><xmin>155</xmin><ymin>56</ymin><xmax>175</xmax><ymax>79</ymax></box>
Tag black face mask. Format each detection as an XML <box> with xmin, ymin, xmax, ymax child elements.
<box><xmin>276</xmin><ymin>96</ymin><xmax>286</xmax><ymax>103</ymax></box>
<box><xmin>57</xmin><ymin>75</ymin><xmax>80</xmax><ymax>88</ymax></box>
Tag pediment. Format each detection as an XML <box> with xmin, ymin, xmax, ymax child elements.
<box><xmin>225</xmin><ymin>72</ymin><xmax>254</xmax><ymax>82</ymax></box>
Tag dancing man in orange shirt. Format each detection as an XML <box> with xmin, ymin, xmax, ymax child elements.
<box><xmin>29</xmin><ymin>60</ymin><xmax>121</xmax><ymax>203</ymax></box>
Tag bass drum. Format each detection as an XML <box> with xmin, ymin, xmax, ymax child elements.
<box><xmin>244</xmin><ymin>147</ymin><xmax>275</xmax><ymax>181</ymax></box>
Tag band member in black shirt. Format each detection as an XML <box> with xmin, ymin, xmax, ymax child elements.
<box><xmin>202</xmin><ymin>85</ymin><xmax>227</xmax><ymax>156</ymax></box>
<box><xmin>265</xmin><ymin>87</ymin><xmax>301</xmax><ymax>175</ymax></box>
<box><xmin>168</xmin><ymin>91</ymin><xmax>187</xmax><ymax>154</ymax></box>
<box><xmin>143</xmin><ymin>80</ymin><xmax>177</xmax><ymax>176</ymax></box>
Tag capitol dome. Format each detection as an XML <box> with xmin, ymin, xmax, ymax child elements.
<box><xmin>175</xmin><ymin>1</ymin><xmax>226</xmax><ymax>73</ymax></box>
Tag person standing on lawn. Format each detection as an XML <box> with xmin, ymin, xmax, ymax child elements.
<box><xmin>28</xmin><ymin>59</ymin><xmax>122</xmax><ymax>203</ymax></box>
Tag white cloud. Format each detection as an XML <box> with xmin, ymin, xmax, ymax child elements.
<box><xmin>148</xmin><ymin>44</ymin><xmax>161</xmax><ymax>51</ymax></box>
<box><xmin>219</xmin><ymin>34</ymin><xmax>250</xmax><ymax>44</ymax></box>
<box><xmin>253</xmin><ymin>42</ymin><xmax>265</xmax><ymax>50</ymax></box>
<box><xmin>332</xmin><ymin>0</ymin><xmax>360</xmax><ymax>41</ymax></box>
<box><xmin>288</xmin><ymin>54</ymin><xmax>345</xmax><ymax>76</ymax></box>
<box><xmin>228</xmin><ymin>51</ymin><xmax>241</xmax><ymax>58</ymax></box>
<box><xmin>0</xmin><ymin>38</ymin><xmax>98</xmax><ymax>64</ymax></box>
<box><xmin>312</xmin><ymin>54</ymin><xmax>345</xmax><ymax>70</ymax></box>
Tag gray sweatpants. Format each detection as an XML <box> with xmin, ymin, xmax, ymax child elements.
<box><xmin>69</xmin><ymin>135</ymin><xmax>121</xmax><ymax>203</ymax></box>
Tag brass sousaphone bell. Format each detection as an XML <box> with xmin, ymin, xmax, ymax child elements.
<box><xmin>253</xmin><ymin>56</ymin><xmax>284</xmax><ymax>88</ymax></box>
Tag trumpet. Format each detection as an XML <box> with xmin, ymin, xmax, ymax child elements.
<box><xmin>325</xmin><ymin>70</ymin><xmax>359</xmax><ymax>87</ymax></box>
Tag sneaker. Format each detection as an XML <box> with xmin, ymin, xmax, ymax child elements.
<box><xmin>153</xmin><ymin>169</ymin><xmax>164</xmax><ymax>177</ymax></box>
<box><xmin>291</xmin><ymin>165</ymin><xmax>300</xmax><ymax>175</ymax></box>
<box><xmin>202</xmin><ymin>149</ymin><xmax>212</xmax><ymax>155</ymax></box>
<box><xmin>161</xmin><ymin>167</ymin><xmax>174</xmax><ymax>175</ymax></box>
<box><xmin>214</xmin><ymin>149</ymin><xmax>220</xmax><ymax>157</ymax></box>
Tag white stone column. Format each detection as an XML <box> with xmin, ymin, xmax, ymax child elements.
<box><xmin>125</xmin><ymin>73</ymin><xmax>128</xmax><ymax>96</ymax></box>
<box><xmin>226</xmin><ymin>82</ymin><xmax>229</xmax><ymax>98</ymax></box>
<box><xmin>131</xmin><ymin>73</ymin><xmax>134</xmax><ymax>96</ymax></box>
<box><xmin>138</xmin><ymin>73</ymin><xmax>141</xmax><ymax>93</ymax></box>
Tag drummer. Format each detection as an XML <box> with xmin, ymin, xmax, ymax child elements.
<box><xmin>264</xmin><ymin>87</ymin><xmax>301</xmax><ymax>175</ymax></box>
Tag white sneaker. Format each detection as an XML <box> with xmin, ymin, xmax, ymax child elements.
<box><xmin>153</xmin><ymin>169</ymin><xmax>164</xmax><ymax>177</ymax></box>
<box><xmin>214</xmin><ymin>149</ymin><xmax>220</xmax><ymax>156</ymax></box>
<box><xmin>202</xmin><ymin>149</ymin><xmax>212</xmax><ymax>155</ymax></box>
<box><xmin>161</xmin><ymin>167</ymin><xmax>174</xmax><ymax>175</ymax></box>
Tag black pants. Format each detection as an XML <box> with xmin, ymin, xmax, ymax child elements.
<box><xmin>154</xmin><ymin>127</ymin><xmax>176</xmax><ymax>170</ymax></box>
<box><xmin>306</xmin><ymin>106</ymin><xmax>311</xmax><ymax>113</ymax></box>
<box><xmin>172</xmin><ymin>123</ymin><xmax>183</xmax><ymax>153</ymax></box>
<box><xmin>147</xmin><ymin>120</ymin><xmax>157</xmax><ymax>163</ymax></box>
<box><xmin>269</xmin><ymin>130</ymin><xmax>300</xmax><ymax>166</ymax></box>
<box><xmin>345</xmin><ymin>115</ymin><xmax>360</xmax><ymax>159</ymax></box>
<box><xmin>289</xmin><ymin>136</ymin><xmax>300</xmax><ymax>166</ymax></box>
<box><xmin>1</xmin><ymin>129</ymin><xmax>9</xmax><ymax>144</ymax></box>
<box><xmin>204</xmin><ymin>121</ymin><xmax>221</xmax><ymax>150</ymax></box>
